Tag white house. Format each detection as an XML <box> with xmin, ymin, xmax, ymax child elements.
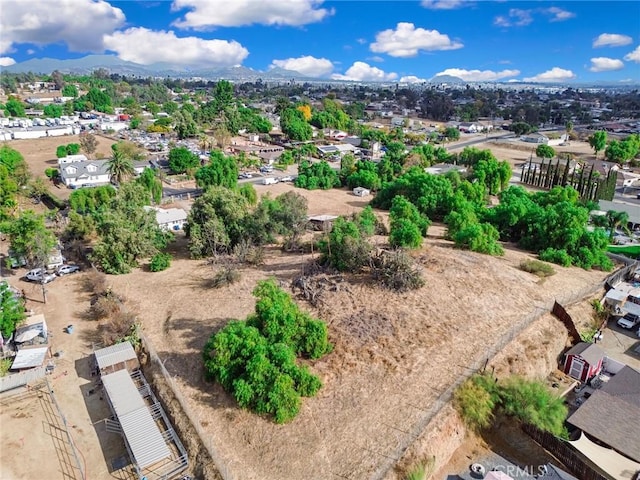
<box><xmin>145</xmin><ymin>206</ymin><xmax>188</xmax><ymax>231</ymax></box>
<box><xmin>520</xmin><ymin>132</ymin><xmax>549</xmax><ymax>144</ymax></box>
<box><xmin>60</xmin><ymin>159</ymin><xmax>149</xmax><ymax>188</ymax></box>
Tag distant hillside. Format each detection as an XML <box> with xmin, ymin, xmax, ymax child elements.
<box><xmin>430</xmin><ymin>74</ymin><xmax>466</xmax><ymax>84</ymax></box>
<box><xmin>3</xmin><ymin>54</ymin><xmax>310</xmax><ymax>82</ymax></box>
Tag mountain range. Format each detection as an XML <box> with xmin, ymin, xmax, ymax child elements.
<box><xmin>2</xmin><ymin>55</ymin><xmax>317</xmax><ymax>81</ymax></box>
<box><xmin>3</xmin><ymin>54</ymin><xmax>469</xmax><ymax>84</ymax></box>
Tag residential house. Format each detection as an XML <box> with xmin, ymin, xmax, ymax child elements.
<box><xmin>562</xmin><ymin>342</ymin><xmax>604</xmax><ymax>382</ymax></box>
<box><xmin>567</xmin><ymin>366</ymin><xmax>640</xmax><ymax>470</ymax></box>
<box><xmin>60</xmin><ymin>159</ymin><xmax>149</xmax><ymax>189</ymax></box>
<box><xmin>458</xmin><ymin>122</ymin><xmax>479</xmax><ymax>133</ymax></box>
<box><xmin>520</xmin><ymin>132</ymin><xmax>550</xmax><ymax>144</ymax></box>
<box><xmin>145</xmin><ymin>206</ymin><xmax>188</xmax><ymax>231</ymax></box>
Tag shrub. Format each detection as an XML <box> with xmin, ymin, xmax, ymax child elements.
<box><xmin>211</xmin><ymin>266</ymin><xmax>241</xmax><ymax>288</ymax></box>
<box><xmin>538</xmin><ymin>248</ymin><xmax>572</xmax><ymax>267</ymax></box>
<box><xmin>233</xmin><ymin>240</ymin><xmax>265</xmax><ymax>265</ymax></box>
<box><xmin>371</xmin><ymin>250</ymin><xmax>424</xmax><ymax>292</ymax></box>
<box><xmin>454</xmin><ymin>376</ymin><xmax>495</xmax><ymax>431</ymax></box>
<box><xmin>389</xmin><ymin>218</ymin><xmax>423</xmax><ymax>249</ymax></box>
<box><xmin>318</xmin><ymin>217</ymin><xmax>372</xmax><ymax>272</ymax></box>
<box><xmin>149</xmin><ymin>252</ymin><xmax>171</xmax><ymax>272</ymax></box>
<box><xmin>519</xmin><ymin>259</ymin><xmax>556</xmax><ymax>278</ymax></box>
<box><xmin>202</xmin><ymin>280</ymin><xmax>331</xmax><ymax>423</ymax></box>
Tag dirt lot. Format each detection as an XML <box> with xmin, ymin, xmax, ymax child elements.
<box><xmin>6</xmin><ymin>134</ymin><xmax>117</xmax><ymax>200</ymax></box>
<box><xmin>0</xmin><ymin>136</ymin><xmax>616</xmax><ymax>480</ymax></box>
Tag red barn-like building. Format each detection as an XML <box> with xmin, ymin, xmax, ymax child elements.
<box><xmin>563</xmin><ymin>342</ymin><xmax>605</xmax><ymax>382</ymax></box>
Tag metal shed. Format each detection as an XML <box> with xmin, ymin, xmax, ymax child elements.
<box><xmin>101</xmin><ymin>369</ymin><xmax>171</xmax><ymax>471</ymax></box>
<box><xmin>94</xmin><ymin>341</ymin><xmax>139</xmax><ymax>375</ymax></box>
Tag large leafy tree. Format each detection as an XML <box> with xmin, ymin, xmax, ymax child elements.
<box><xmin>535</xmin><ymin>144</ymin><xmax>555</xmax><ymax>161</ymax></box>
<box><xmin>389</xmin><ymin>195</ymin><xmax>430</xmax><ymax>249</ymax></box>
<box><xmin>168</xmin><ymin>146</ymin><xmax>200</xmax><ymax>174</ymax></box>
<box><xmin>294</xmin><ymin>160</ymin><xmax>341</xmax><ymax>190</ymax></box>
<box><xmin>136</xmin><ymin>167</ymin><xmax>163</xmax><ymax>204</ymax></box>
<box><xmin>91</xmin><ymin>183</ymin><xmax>169</xmax><ymax>274</ymax></box>
<box><xmin>1</xmin><ymin>211</ymin><xmax>57</xmax><ymax>268</ymax></box>
<box><xmin>280</xmin><ymin>108</ymin><xmax>312</xmax><ymax>141</ymax></box>
<box><xmin>195</xmin><ymin>150</ymin><xmax>238</xmax><ymax>189</ymax></box>
<box><xmin>588</xmin><ymin>131</ymin><xmax>607</xmax><ymax>159</ymax></box>
<box><xmin>0</xmin><ymin>282</ymin><xmax>26</xmax><ymax>338</ymax></box>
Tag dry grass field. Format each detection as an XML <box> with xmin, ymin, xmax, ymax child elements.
<box><xmin>0</xmin><ymin>135</ymin><xmax>612</xmax><ymax>480</ymax></box>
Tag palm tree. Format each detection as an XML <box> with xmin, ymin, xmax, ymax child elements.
<box><xmin>107</xmin><ymin>148</ymin><xmax>134</xmax><ymax>185</ymax></box>
<box><xmin>606</xmin><ymin>210</ymin><xmax>629</xmax><ymax>242</ymax></box>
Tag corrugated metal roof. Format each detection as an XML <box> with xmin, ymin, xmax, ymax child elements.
<box><xmin>0</xmin><ymin>366</ymin><xmax>46</xmax><ymax>392</ymax></box>
<box><xmin>101</xmin><ymin>370</ymin><xmax>171</xmax><ymax>469</ymax></box>
<box><xmin>94</xmin><ymin>341</ymin><xmax>137</xmax><ymax>370</ymax></box>
<box><xmin>11</xmin><ymin>346</ymin><xmax>49</xmax><ymax>369</ymax></box>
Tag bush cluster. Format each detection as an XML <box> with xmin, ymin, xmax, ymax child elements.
<box><xmin>149</xmin><ymin>252</ymin><xmax>171</xmax><ymax>272</ymax></box>
<box><xmin>203</xmin><ymin>279</ymin><xmax>332</xmax><ymax>423</ymax></box>
<box><xmin>454</xmin><ymin>374</ymin><xmax>568</xmax><ymax>437</ymax></box>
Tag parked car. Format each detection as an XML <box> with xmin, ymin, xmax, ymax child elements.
<box><xmin>617</xmin><ymin>313</ymin><xmax>639</xmax><ymax>329</ymax></box>
<box><xmin>259</xmin><ymin>165</ymin><xmax>274</xmax><ymax>173</ymax></box>
<box><xmin>25</xmin><ymin>268</ymin><xmax>56</xmax><ymax>284</ymax></box>
<box><xmin>57</xmin><ymin>264</ymin><xmax>80</xmax><ymax>276</ymax></box>
<box><xmin>238</xmin><ymin>172</ymin><xmax>253</xmax><ymax>179</ymax></box>
<box><xmin>280</xmin><ymin>175</ymin><xmax>294</xmax><ymax>182</ymax></box>
<box><xmin>263</xmin><ymin>177</ymin><xmax>279</xmax><ymax>185</ymax></box>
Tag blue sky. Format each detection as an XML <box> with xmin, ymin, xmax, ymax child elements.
<box><xmin>1</xmin><ymin>0</ymin><xmax>639</xmax><ymax>83</ymax></box>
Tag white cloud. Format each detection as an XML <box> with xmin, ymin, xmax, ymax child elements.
<box><xmin>593</xmin><ymin>33</ymin><xmax>633</xmax><ymax>48</ymax></box>
<box><xmin>370</xmin><ymin>22</ymin><xmax>462</xmax><ymax>58</ymax></box>
<box><xmin>0</xmin><ymin>0</ymin><xmax>125</xmax><ymax>54</ymax></box>
<box><xmin>523</xmin><ymin>67</ymin><xmax>576</xmax><ymax>83</ymax></box>
<box><xmin>367</xmin><ymin>56</ymin><xmax>384</xmax><ymax>63</ymax></box>
<box><xmin>494</xmin><ymin>9</ymin><xmax>533</xmax><ymax>27</ymax></box>
<box><xmin>171</xmin><ymin>0</ymin><xmax>332</xmax><ymax>28</ymax></box>
<box><xmin>421</xmin><ymin>0</ymin><xmax>467</xmax><ymax>9</ymax></box>
<box><xmin>434</xmin><ymin>68</ymin><xmax>520</xmax><ymax>81</ymax></box>
<box><xmin>494</xmin><ymin>7</ymin><xmax>574</xmax><ymax>27</ymax></box>
<box><xmin>103</xmin><ymin>28</ymin><xmax>248</xmax><ymax>68</ymax></box>
<box><xmin>331</xmin><ymin>62</ymin><xmax>397</xmax><ymax>82</ymax></box>
<box><xmin>624</xmin><ymin>46</ymin><xmax>640</xmax><ymax>63</ymax></box>
<box><xmin>543</xmin><ymin>7</ymin><xmax>575</xmax><ymax>22</ymax></box>
<box><xmin>356</xmin><ymin>38</ymin><xmax>367</xmax><ymax>45</ymax></box>
<box><xmin>589</xmin><ymin>57</ymin><xmax>624</xmax><ymax>72</ymax></box>
<box><xmin>26</xmin><ymin>49</ymin><xmax>35</xmax><ymax>55</ymax></box>
<box><xmin>270</xmin><ymin>56</ymin><xmax>333</xmax><ymax>77</ymax></box>
<box><xmin>399</xmin><ymin>75</ymin><xmax>427</xmax><ymax>84</ymax></box>
<box><xmin>0</xmin><ymin>57</ymin><xmax>16</xmax><ymax>67</ymax></box>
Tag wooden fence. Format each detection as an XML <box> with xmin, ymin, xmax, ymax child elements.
<box><xmin>551</xmin><ymin>301</ymin><xmax>583</xmax><ymax>345</ymax></box>
<box><xmin>522</xmin><ymin>424</ymin><xmax>608</xmax><ymax>480</ymax></box>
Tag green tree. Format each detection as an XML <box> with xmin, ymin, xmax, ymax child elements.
<box><xmin>280</xmin><ymin>108</ymin><xmax>313</xmax><ymax>141</ymax></box>
<box><xmin>588</xmin><ymin>131</ymin><xmax>607</xmax><ymax>159</ymax></box>
<box><xmin>43</xmin><ymin>104</ymin><xmax>63</xmax><ymax>118</ymax></box>
<box><xmin>91</xmin><ymin>184</ymin><xmax>168</xmax><ymax>274</ymax></box>
<box><xmin>136</xmin><ymin>167</ymin><xmax>163</xmax><ymax>204</ymax></box>
<box><xmin>453</xmin><ymin>222</ymin><xmax>504</xmax><ymax>256</ymax></box>
<box><xmin>443</xmin><ymin>126</ymin><xmax>460</xmax><ymax>142</ymax></box>
<box><xmin>389</xmin><ymin>218</ymin><xmax>423</xmax><ymax>249</ymax></box>
<box><xmin>294</xmin><ymin>160</ymin><xmax>341</xmax><ymax>190</ymax></box>
<box><xmin>107</xmin><ymin>148</ymin><xmax>134</xmax><ymax>184</ymax></box>
<box><xmin>1</xmin><ymin>211</ymin><xmax>57</xmax><ymax>268</ymax></box>
<box><xmin>61</xmin><ymin>84</ymin><xmax>78</xmax><ymax>97</ymax></box>
<box><xmin>83</xmin><ymin>87</ymin><xmax>112</xmax><ymax>113</ymax></box>
<box><xmin>168</xmin><ymin>146</ymin><xmax>200</xmax><ymax>174</ymax></box>
<box><xmin>318</xmin><ymin>217</ymin><xmax>372</xmax><ymax>272</ymax></box>
<box><xmin>511</xmin><ymin>122</ymin><xmax>534</xmax><ymax>136</ymax></box>
<box><xmin>195</xmin><ymin>150</ymin><xmax>238</xmax><ymax>189</ymax></box>
<box><xmin>186</xmin><ymin>187</ymin><xmax>249</xmax><ymax>257</ymax></box>
<box><xmin>4</xmin><ymin>98</ymin><xmax>25</xmax><ymax>117</ymax></box>
<box><xmin>0</xmin><ymin>282</ymin><xmax>26</xmax><ymax>338</ymax></box>
<box><xmin>535</xmin><ymin>144</ymin><xmax>555</xmax><ymax>161</ymax></box>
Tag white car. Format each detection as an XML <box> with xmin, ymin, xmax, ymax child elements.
<box><xmin>57</xmin><ymin>264</ymin><xmax>80</xmax><ymax>276</ymax></box>
<box><xmin>617</xmin><ymin>313</ymin><xmax>639</xmax><ymax>330</ymax></box>
<box><xmin>25</xmin><ymin>268</ymin><xmax>56</xmax><ymax>284</ymax></box>
<box><xmin>280</xmin><ymin>175</ymin><xmax>294</xmax><ymax>182</ymax></box>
